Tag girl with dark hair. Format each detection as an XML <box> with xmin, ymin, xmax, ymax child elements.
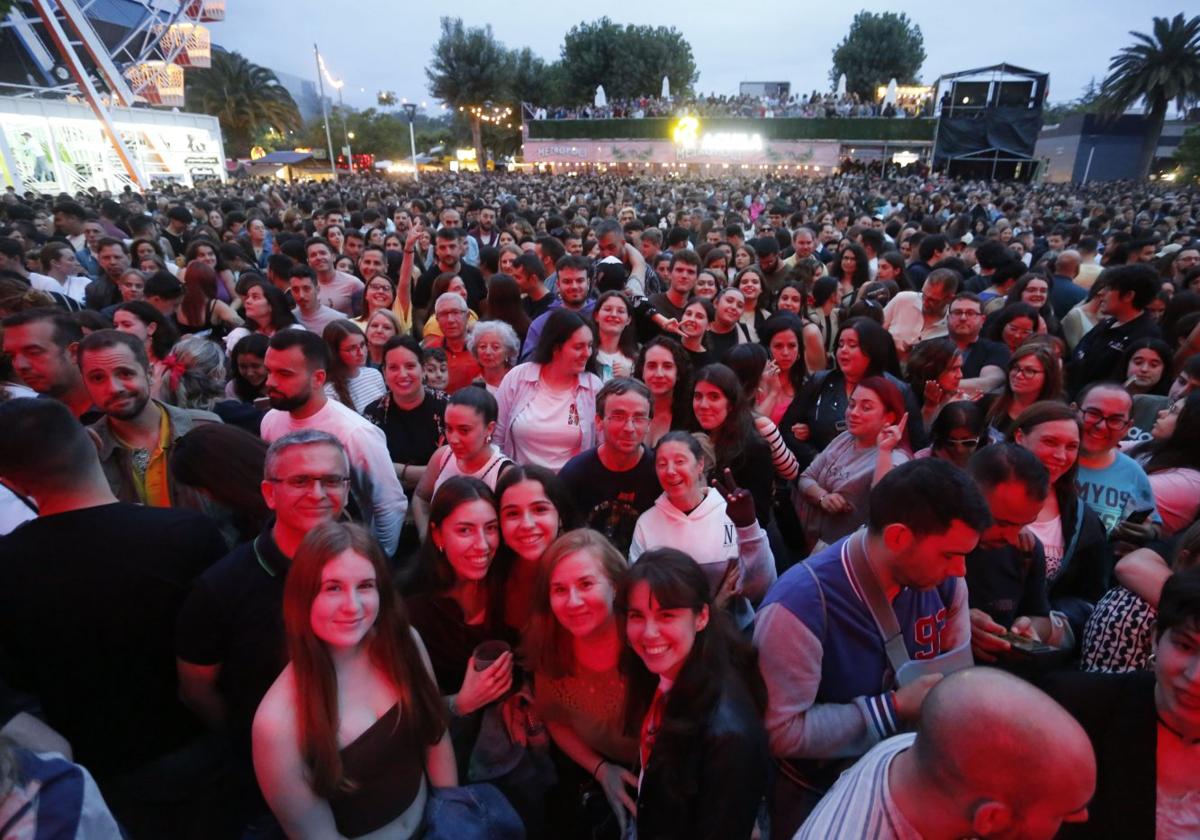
<box><xmin>905</xmin><ymin>337</ymin><xmax>966</xmax><ymax>427</ymax></box>
<box><xmin>984</xmin><ymin>343</ymin><xmax>1063</xmax><ymax>438</ymax></box>
<box><xmin>780</xmin><ymin>317</ymin><xmax>921</xmax><ymax>469</ymax></box>
<box><xmin>170</xmin><ymin>422</ymin><xmax>269</xmax><ymax>543</ymax></box>
<box><xmin>1120</xmin><ymin>337</ymin><xmax>1173</xmax><ymax>396</ymax></box>
<box><xmin>984</xmin><ymin>302</ymin><xmax>1043</xmax><ymax>354</ymax></box>
<box><xmin>253</xmin><ymin>521</ymin><xmax>454</xmax><ymax>839</ymax></box>
<box><xmin>634</xmin><ymin>336</ymin><xmax>694</xmax><ymax>447</ymax></box>
<box><xmin>918</xmin><ymin>399</ymin><xmax>990</xmax><ymax>469</ymax></box>
<box><xmin>481</xmin><ymin>273</ymin><xmax>532</xmax><ymax>343</ymax></box>
<box><xmin>495</xmin><ymin>463</ymin><xmax>580</xmax><ymax>633</ymax></box>
<box><xmin>413</xmin><ymin>386</ymin><xmax>513</xmax><ymax>539</ymax></box>
<box><xmin>692</xmin><ymin>363</ymin><xmax>776</xmax><ymax>527</ymax></box>
<box><xmin>519</xmin><ymin>529</ymin><xmax>637</xmax><ymax>835</ymax></box>
<box><xmin>364</xmin><ymin>336</ymin><xmax>447</xmax><ymax>498</ymax></box>
<box><xmin>707</xmin><ymin>287</ymin><xmax>748</xmax><ymax>359</ymax></box>
<box><xmin>322</xmin><ymin>320</ymin><xmax>386</xmax><ymax>414</ymax></box>
<box><xmin>617</xmin><ymin>548</ymin><xmax>768</xmax><ymax>840</ymax></box>
<box><xmin>176</xmin><ymin>259</ymin><xmax>243</xmax><ymax>336</ymax></box>
<box><xmin>759</xmin><ymin>313</ymin><xmax>817</xmax><ymax>421</ymax></box>
<box><xmin>678</xmin><ymin>297</ymin><xmax>717</xmax><ymax>369</ymax></box>
<box><xmin>223</xmin><ymin>279</ymin><xmax>298</xmax><ymax>352</ymax></box>
<box><xmin>494</xmin><ymin>308</ymin><xmax>603</xmax><ymax>470</ymax></box>
<box><xmin>735</xmin><ymin>266</ymin><xmax>770</xmax><ymax>342</ymax></box>
<box><xmin>1003</xmin><ymin>274</ymin><xmax>1060</xmax><ymax>336</ymax></box>
<box><xmin>1010</xmin><ymin>401</ymin><xmax>1112</xmax><ymax>638</ymax></box>
<box><xmin>875</xmin><ymin>250</ymin><xmax>909</xmax><ymax>290</ymax></box>
<box><xmin>1126</xmin><ymin>392</ymin><xmax>1200</xmax><ymax>536</ymax></box>
<box><xmin>796</xmin><ymin>376</ymin><xmax>911</xmax><ymax>548</ymax></box>
<box><xmin>184</xmin><ymin>237</ymin><xmax>239</xmax><ymax>306</ymax></box>
<box><xmin>830</xmin><ymin>242</ymin><xmax>871</xmax><ymax>306</ymax></box>
<box><xmin>353</xmin><ymin>275</ymin><xmax>397</xmax><ymax>333</ymax></box>
<box><xmin>113</xmin><ymin>299</ymin><xmax>178</xmax><ymax>365</ymax></box>
<box><xmin>591</xmin><ymin>290</ymin><xmax>637</xmax><ymax>380</ymax></box>
<box><xmin>227</xmin><ymin>332</ymin><xmax>269</xmax><ymax>403</ymax></box>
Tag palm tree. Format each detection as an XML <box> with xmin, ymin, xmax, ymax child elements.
<box><xmin>1099</xmin><ymin>14</ymin><xmax>1200</xmax><ymax>180</ymax></box>
<box><xmin>186</xmin><ymin>51</ymin><xmax>301</xmax><ymax>156</ymax></box>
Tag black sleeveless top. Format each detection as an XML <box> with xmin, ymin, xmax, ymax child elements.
<box><xmin>328</xmin><ymin>703</ymin><xmax>425</xmax><ymax>837</ymax></box>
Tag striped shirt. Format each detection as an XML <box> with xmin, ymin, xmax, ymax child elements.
<box><xmin>795</xmin><ymin>733</ymin><xmax>921</xmax><ymax>839</ymax></box>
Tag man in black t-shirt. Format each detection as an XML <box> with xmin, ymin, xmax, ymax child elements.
<box><xmin>559</xmin><ymin>378</ymin><xmax>660</xmax><ymax>553</ymax></box>
<box><xmin>0</xmin><ymin>398</ymin><xmax>228</xmax><ymax>836</ymax></box>
<box><xmin>1067</xmin><ymin>264</ymin><xmax>1161</xmax><ymax>397</ymax></box>
<box><xmin>964</xmin><ymin>444</ymin><xmax>1072</xmax><ymax>664</ymax></box>
<box><xmin>413</xmin><ymin>227</ymin><xmax>485</xmax><ymax>312</ymax></box>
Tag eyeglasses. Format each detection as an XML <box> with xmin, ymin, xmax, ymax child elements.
<box><xmin>267</xmin><ymin>474</ymin><xmax>350</xmax><ymax>491</ymax></box>
<box><xmin>606</xmin><ymin>411</ymin><xmax>651</xmax><ymax>427</ymax></box>
<box><xmin>948</xmin><ymin>309</ymin><xmax>982</xmax><ymax>319</ymax></box>
<box><xmin>942</xmin><ymin>437</ymin><xmax>981</xmax><ymax>449</ymax></box>
<box><xmin>1078</xmin><ymin>408</ymin><xmax>1130</xmax><ymax>431</ymax></box>
<box><xmin>1011</xmin><ymin>365</ymin><xmax>1043</xmax><ymax>379</ymax></box>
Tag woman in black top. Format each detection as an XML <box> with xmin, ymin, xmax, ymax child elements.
<box><xmin>619</xmin><ymin>548</ymin><xmax>768</xmax><ymax>840</ymax></box>
<box><xmin>363</xmin><ymin>335</ymin><xmax>446</xmax><ymax>499</ymax></box>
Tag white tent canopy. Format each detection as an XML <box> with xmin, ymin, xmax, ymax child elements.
<box><xmin>661</xmin><ymin>75</ymin><xmax>670</xmax><ymax>99</ymax></box>
<box><xmin>594</xmin><ymin>85</ymin><xmax>607</xmax><ymax>108</ymax></box>
<box><xmin>836</xmin><ymin>73</ymin><xmax>847</xmax><ymax>97</ymax></box>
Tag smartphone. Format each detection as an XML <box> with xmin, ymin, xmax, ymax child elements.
<box><xmin>998</xmin><ymin>631</ymin><xmax>1055</xmax><ymax>657</ymax></box>
<box><xmin>1124</xmin><ymin>509</ymin><xmax>1152</xmax><ymax>525</ymax></box>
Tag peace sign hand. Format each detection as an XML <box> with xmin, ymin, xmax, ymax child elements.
<box><xmin>712</xmin><ymin>467</ymin><xmax>756</xmax><ymax>528</ymax></box>
<box><xmin>877</xmin><ymin>412</ymin><xmax>908</xmax><ymax>452</ymax></box>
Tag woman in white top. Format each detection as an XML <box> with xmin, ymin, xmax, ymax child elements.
<box><xmin>413</xmin><ymin>386</ymin><xmax>513</xmax><ymax>539</ymax></box>
<box><xmin>630</xmin><ymin>431</ymin><xmax>775</xmax><ymax>629</ymax></box>
<box><xmin>322</xmin><ymin>320</ymin><xmax>387</xmax><ymax>414</ymax></box>
<box><xmin>494</xmin><ymin>309</ymin><xmax>602</xmax><ymax>471</ymax></box>
<box><xmin>592</xmin><ymin>291</ymin><xmax>637</xmax><ymax>381</ymax></box>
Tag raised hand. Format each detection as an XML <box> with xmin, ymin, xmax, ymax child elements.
<box><xmin>876</xmin><ymin>412</ymin><xmax>908</xmax><ymax>452</ymax></box>
<box><xmin>712</xmin><ymin>467</ymin><xmax>756</xmax><ymax>528</ymax></box>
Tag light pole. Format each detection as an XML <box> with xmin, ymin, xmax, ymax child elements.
<box><xmin>336</xmin><ymin>84</ymin><xmax>352</xmax><ymax>172</ymax></box>
<box><xmin>402</xmin><ymin>102</ymin><xmax>419</xmax><ymax>182</ymax></box>
<box><xmin>312</xmin><ymin>43</ymin><xmax>336</xmax><ymax>179</ymax></box>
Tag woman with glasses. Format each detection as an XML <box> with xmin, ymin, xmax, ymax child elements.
<box><xmin>1010</xmin><ymin>401</ymin><xmax>1112</xmax><ymax>639</ymax></box>
<box><xmin>322</xmin><ymin>320</ymin><xmax>386</xmax><ymax>414</ymax></box>
<box><xmin>916</xmin><ymin>400</ymin><xmax>990</xmax><ymax>469</ymax></box>
<box><xmin>985</xmin><ymin>344</ymin><xmax>1063</xmax><ymax>438</ymax></box>
<box><xmin>985</xmin><ymin>302</ymin><xmax>1043</xmax><ymax>355</ymax></box>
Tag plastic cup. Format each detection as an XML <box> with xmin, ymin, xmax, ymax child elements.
<box><xmin>472</xmin><ymin>640</ymin><xmax>511</xmax><ymax>671</ymax></box>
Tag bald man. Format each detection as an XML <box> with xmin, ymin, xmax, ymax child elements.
<box><xmin>797</xmin><ymin>668</ymin><xmax>1096</xmax><ymax>839</ymax></box>
<box><xmin>1050</xmin><ymin>250</ymin><xmax>1086</xmax><ymax>319</ymax></box>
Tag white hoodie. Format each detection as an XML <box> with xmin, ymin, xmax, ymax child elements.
<box><xmin>629</xmin><ymin>489</ymin><xmax>777</xmax><ymax>628</ymax></box>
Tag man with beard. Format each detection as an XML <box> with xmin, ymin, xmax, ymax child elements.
<box><xmin>80</xmin><ymin>329</ymin><xmax>221</xmax><ymax>511</ymax></box>
<box><xmin>260</xmin><ymin>329</ymin><xmax>405</xmax><ymax>557</ymax></box>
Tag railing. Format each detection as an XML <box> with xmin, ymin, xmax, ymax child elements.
<box><xmin>524</xmin><ymin>117</ymin><xmax>937</xmax><ymax>143</ymax></box>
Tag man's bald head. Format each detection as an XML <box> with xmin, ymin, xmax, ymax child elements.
<box><xmin>1056</xmin><ymin>250</ymin><xmax>1081</xmax><ymax>278</ymax></box>
<box><xmin>913</xmin><ymin>668</ymin><xmax>1095</xmax><ymax>839</ymax></box>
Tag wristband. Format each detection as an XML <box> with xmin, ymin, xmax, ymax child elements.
<box><xmin>400</xmin><ymin>464</ymin><xmax>408</xmax><ymax>482</ymax></box>
<box><xmin>592</xmin><ymin>758</ymin><xmax>606</xmax><ymax>779</ymax></box>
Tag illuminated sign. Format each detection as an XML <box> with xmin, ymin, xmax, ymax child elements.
<box><xmin>672</xmin><ymin>116</ymin><xmax>763</xmax><ymax>155</ymax></box>
<box><xmin>891</xmin><ymin>151</ymin><xmax>920</xmax><ymax>167</ymax></box>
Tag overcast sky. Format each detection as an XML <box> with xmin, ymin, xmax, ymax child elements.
<box><xmin>216</xmin><ymin>2</ymin><xmax>1190</xmax><ymax>113</ymax></box>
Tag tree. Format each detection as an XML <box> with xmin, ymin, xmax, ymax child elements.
<box><xmin>1099</xmin><ymin>14</ymin><xmax>1200</xmax><ymax>180</ymax></box>
<box><xmin>559</xmin><ymin>18</ymin><xmax>698</xmax><ymax>102</ymax></box>
<box><xmin>829</xmin><ymin>11</ymin><xmax>925</xmax><ymax>100</ymax></box>
<box><xmin>185</xmin><ymin>51</ymin><xmax>300</xmax><ymax>156</ymax></box>
<box><xmin>1043</xmin><ymin>78</ymin><xmax>1103</xmax><ymax>124</ymax></box>
<box><xmin>1176</xmin><ymin>125</ymin><xmax>1200</xmax><ymax>182</ymax></box>
<box><xmin>426</xmin><ymin>17</ymin><xmax>511</xmax><ymax>169</ymax></box>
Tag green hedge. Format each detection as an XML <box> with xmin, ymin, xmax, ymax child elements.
<box><xmin>526</xmin><ymin>117</ymin><xmax>936</xmax><ymax>143</ymax></box>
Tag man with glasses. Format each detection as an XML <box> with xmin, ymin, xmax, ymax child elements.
<box><xmin>559</xmin><ymin>378</ymin><xmax>660</xmax><ymax>554</ymax></box>
<box><xmin>883</xmin><ymin>268</ymin><xmax>959</xmax><ymax>361</ymax></box>
<box><xmin>1073</xmin><ymin>382</ymin><xmax>1160</xmax><ymax>537</ymax></box>
<box><xmin>175</xmin><ymin>430</ymin><xmax>349</xmax><ymax>828</ymax></box>
<box><xmin>947</xmin><ymin>292</ymin><xmax>1009</xmax><ymax>394</ymax></box>
<box><xmin>260</xmin><ymin>330</ymin><xmax>405</xmax><ymax>556</ymax></box>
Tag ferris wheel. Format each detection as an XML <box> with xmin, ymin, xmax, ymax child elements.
<box><xmin>1</xmin><ymin>0</ymin><xmax>225</xmax><ymax>188</ymax></box>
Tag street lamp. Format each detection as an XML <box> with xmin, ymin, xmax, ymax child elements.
<box><xmin>402</xmin><ymin>102</ymin><xmax>419</xmax><ymax>182</ymax></box>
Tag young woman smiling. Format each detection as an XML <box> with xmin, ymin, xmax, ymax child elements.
<box><xmin>252</xmin><ymin>522</ymin><xmax>454</xmax><ymax>839</ymax></box>
<box><xmin>634</xmin><ymin>337</ymin><xmax>694</xmax><ymax>447</ymax></box>
<box><xmin>520</xmin><ymin>529</ymin><xmax>637</xmax><ymax>836</ymax></box>
<box><xmin>617</xmin><ymin>549</ymin><xmax>768</xmax><ymax>840</ymax></box>
<box><xmin>678</xmin><ymin>298</ymin><xmax>717</xmax><ymax>369</ymax></box>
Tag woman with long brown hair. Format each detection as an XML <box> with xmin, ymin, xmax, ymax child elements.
<box><xmin>252</xmin><ymin>521</ymin><xmax>455</xmax><ymax>839</ymax></box>
<box><xmin>176</xmin><ymin>259</ymin><xmax>242</xmax><ymax>336</ymax></box>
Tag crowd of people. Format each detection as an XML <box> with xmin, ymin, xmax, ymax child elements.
<box><xmin>0</xmin><ymin>168</ymin><xmax>1199</xmax><ymax>839</ymax></box>
<box><xmin>527</xmin><ymin>90</ymin><xmax>932</xmax><ymax>121</ymax></box>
